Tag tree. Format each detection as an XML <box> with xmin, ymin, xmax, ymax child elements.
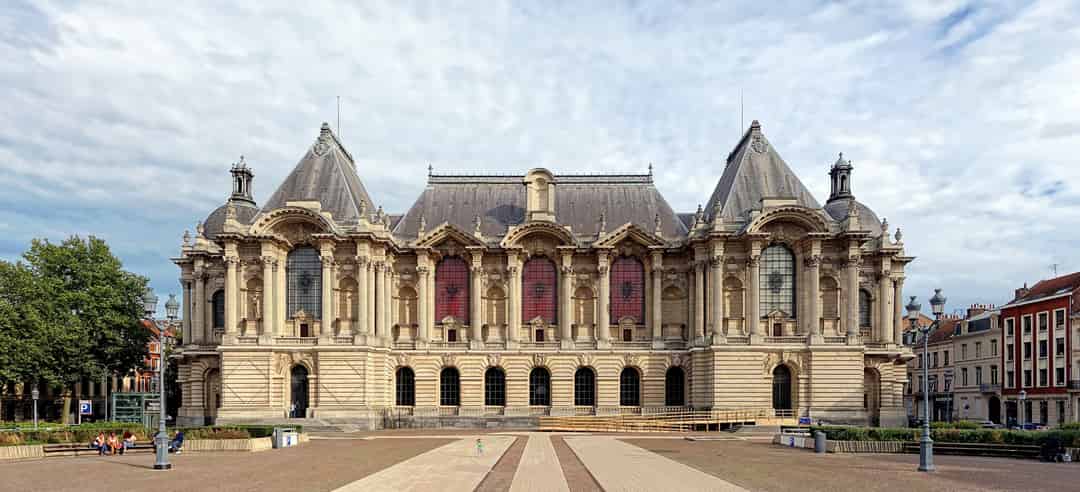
<box><xmin>1</xmin><ymin>236</ymin><xmax>151</xmax><ymax>423</ymax></box>
<box><xmin>0</xmin><ymin>260</ymin><xmax>50</xmax><ymax>419</ymax></box>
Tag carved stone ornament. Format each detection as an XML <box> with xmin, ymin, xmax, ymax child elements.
<box><xmin>486</xmin><ymin>353</ymin><xmax>502</xmax><ymax>368</ymax></box>
<box><xmin>275</xmin><ymin>351</ymin><xmax>311</xmax><ymax>376</ymax></box>
<box><xmin>577</xmin><ymin>353</ymin><xmax>595</xmax><ymax>368</ymax></box>
<box><xmin>762</xmin><ymin>351</ymin><xmax>806</xmax><ymax>375</ymax></box>
<box><xmin>313</xmin><ymin>127</ymin><xmax>332</xmax><ymax>156</ymax></box>
<box><xmin>531</xmin><ymin>353</ymin><xmax>547</xmax><ymax>369</ymax></box>
<box><xmin>623</xmin><ymin>354</ymin><xmax>642</xmax><ymax>370</ymax></box>
<box><xmin>395</xmin><ymin>354</ymin><xmax>412</xmax><ymax>368</ymax></box>
<box><xmin>182</xmin><ymin>230</ymin><xmax>191</xmax><ymax>247</ymax></box>
<box><xmin>669</xmin><ymin>353</ymin><xmax>686</xmax><ymax>368</ymax></box>
<box><xmin>751</xmin><ymin>131</ymin><xmax>768</xmax><ymax>153</ymax></box>
<box><xmin>441</xmin><ymin>353</ymin><xmax>457</xmax><ymax>368</ymax></box>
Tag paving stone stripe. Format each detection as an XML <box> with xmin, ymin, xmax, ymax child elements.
<box><xmin>565</xmin><ymin>436</ymin><xmax>747</xmax><ymax>492</ymax></box>
<box><xmin>510</xmin><ymin>433</ymin><xmax>571</xmax><ymax>492</ymax></box>
<box><xmin>332</xmin><ymin>436</ymin><xmax>515</xmax><ymax>492</ymax></box>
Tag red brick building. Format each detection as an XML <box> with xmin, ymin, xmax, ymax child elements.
<box><xmin>1000</xmin><ymin>272</ymin><xmax>1080</xmax><ymax>426</ymax></box>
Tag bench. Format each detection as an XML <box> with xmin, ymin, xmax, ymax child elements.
<box><xmin>43</xmin><ymin>443</ymin><xmax>155</xmax><ymax>457</ymax></box>
<box><xmin>901</xmin><ymin>441</ymin><xmax>1040</xmax><ymax>459</ymax></box>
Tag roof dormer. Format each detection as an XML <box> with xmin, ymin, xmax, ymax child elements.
<box><xmin>524</xmin><ymin>168</ymin><xmax>556</xmax><ymax>222</ymax></box>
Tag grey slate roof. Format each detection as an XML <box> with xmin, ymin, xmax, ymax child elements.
<box><xmin>260</xmin><ymin>123</ymin><xmax>375</xmax><ymax>224</ymax></box>
<box><xmin>203</xmin><ymin>202</ymin><xmax>259</xmax><ymax>238</ymax></box>
<box><xmin>704</xmin><ymin>121</ymin><xmax>821</xmax><ymax>222</ymax></box>
<box><xmin>393</xmin><ymin>174</ymin><xmax>688</xmax><ymax>240</ymax></box>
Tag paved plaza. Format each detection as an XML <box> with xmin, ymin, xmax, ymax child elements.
<box><xmin>3</xmin><ymin>432</ymin><xmax>1080</xmax><ymax>491</ymax></box>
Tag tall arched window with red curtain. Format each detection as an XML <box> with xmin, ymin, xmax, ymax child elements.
<box><xmin>522</xmin><ymin>257</ymin><xmax>557</xmax><ymax>323</ymax></box>
<box><xmin>435</xmin><ymin>257</ymin><xmax>469</xmax><ymax>323</ymax></box>
<box><xmin>610</xmin><ymin>256</ymin><xmax>644</xmax><ymax>323</ymax></box>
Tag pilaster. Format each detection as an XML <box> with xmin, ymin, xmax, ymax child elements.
<box><xmin>596</xmin><ymin>251</ymin><xmax>611</xmax><ymax>348</ymax></box>
<box><xmin>651</xmin><ymin>250</ymin><xmax>664</xmax><ymax>348</ymax></box>
<box><xmin>470</xmin><ymin>250</ymin><xmax>483</xmax><ymax>349</ymax></box>
<box><xmin>710</xmin><ymin>243</ymin><xmax>725</xmax><ymax>345</ymax></box>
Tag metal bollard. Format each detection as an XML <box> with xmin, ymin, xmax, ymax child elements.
<box><xmin>814</xmin><ymin>430</ymin><xmax>826</xmax><ymax>454</ymax></box>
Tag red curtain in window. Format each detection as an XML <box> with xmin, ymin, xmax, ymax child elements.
<box><xmin>435</xmin><ymin>257</ymin><xmax>469</xmax><ymax>323</ymax></box>
<box><xmin>610</xmin><ymin>256</ymin><xmax>644</xmax><ymax>323</ymax></box>
<box><xmin>522</xmin><ymin>258</ymin><xmax>557</xmax><ymax>323</ymax></box>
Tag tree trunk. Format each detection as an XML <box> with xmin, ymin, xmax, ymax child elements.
<box><xmin>62</xmin><ymin>388</ymin><xmax>73</xmax><ymax>425</ymax></box>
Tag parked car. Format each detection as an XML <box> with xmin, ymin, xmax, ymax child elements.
<box><xmin>978</xmin><ymin>420</ymin><xmax>1004</xmax><ymax>429</ymax></box>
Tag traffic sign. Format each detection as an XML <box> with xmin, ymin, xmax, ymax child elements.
<box><xmin>79</xmin><ymin>400</ymin><xmax>93</xmax><ymax>416</ymax></box>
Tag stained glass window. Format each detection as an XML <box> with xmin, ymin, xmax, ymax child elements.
<box><xmin>610</xmin><ymin>256</ymin><xmax>644</xmax><ymax>323</ymax></box>
<box><xmin>620</xmin><ymin>367</ymin><xmax>641</xmax><ymax>406</ymax></box>
<box><xmin>485</xmin><ymin>367</ymin><xmax>506</xmax><ymax>406</ymax></box>
<box><xmin>287</xmin><ymin>247</ymin><xmax>322</xmax><ymax>319</ymax></box>
<box><xmin>440</xmin><ymin>367</ymin><xmax>460</xmax><ymax>406</ymax></box>
<box><xmin>522</xmin><ymin>258</ymin><xmax>557</xmax><ymax>323</ymax></box>
<box><xmin>435</xmin><ymin>257</ymin><xmax>469</xmax><ymax>323</ymax></box>
<box><xmin>574</xmin><ymin>367</ymin><xmax>595</xmax><ymax>406</ymax></box>
<box><xmin>211</xmin><ymin>290</ymin><xmax>225</xmax><ymax>328</ymax></box>
<box><xmin>395</xmin><ymin>367</ymin><xmax>415</xmax><ymax>406</ymax></box>
<box><xmin>759</xmin><ymin>244</ymin><xmax>795</xmax><ymax>318</ymax></box>
<box><xmin>529</xmin><ymin>367</ymin><xmax>551</xmax><ymax>406</ymax></box>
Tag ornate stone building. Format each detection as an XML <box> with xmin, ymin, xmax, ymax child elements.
<box><xmin>174</xmin><ymin>120</ymin><xmax>913</xmax><ymax>427</ymax></box>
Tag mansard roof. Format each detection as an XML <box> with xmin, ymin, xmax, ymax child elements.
<box><xmin>704</xmin><ymin>120</ymin><xmax>821</xmax><ymax>222</ymax></box>
<box><xmin>392</xmin><ymin>173</ymin><xmax>687</xmax><ymax>240</ymax></box>
<box><xmin>260</xmin><ymin>123</ymin><xmax>375</xmax><ymax>225</ymax></box>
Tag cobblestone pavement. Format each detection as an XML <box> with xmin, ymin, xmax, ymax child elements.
<box><xmin>4</xmin><ymin>433</ymin><xmax>1080</xmax><ymax>491</ymax></box>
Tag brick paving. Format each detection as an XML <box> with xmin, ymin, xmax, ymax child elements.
<box><xmin>551</xmin><ymin>436</ymin><xmax>602</xmax><ymax>492</ymax></box>
<box><xmin>625</xmin><ymin>438</ymin><xmax>1080</xmax><ymax>492</ymax></box>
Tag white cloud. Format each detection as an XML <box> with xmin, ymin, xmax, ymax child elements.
<box><xmin>1</xmin><ymin>0</ymin><xmax>1079</xmax><ymax>311</ymax></box>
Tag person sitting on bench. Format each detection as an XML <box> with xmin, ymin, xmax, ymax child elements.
<box><xmin>119</xmin><ymin>431</ymin><xmax>136</xmax><ymax>455</ymax></box>
<box><xmin>92</xmin><ymin>432</ymin><xmax>108</xmax><ymax>455</ymax></box>
<box><xmin>168</xmin><ymin>431</ymin><xmax>185</xmax><ymax>454</ymax></box>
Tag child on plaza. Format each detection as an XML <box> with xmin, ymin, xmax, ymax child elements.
<box><xmin>476</xmin><ymin>438</ymin><xmax>484</xmax><ymax>457</ymax></box>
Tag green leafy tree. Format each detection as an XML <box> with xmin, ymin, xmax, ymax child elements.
<box><xmin>7</xmin><ymin>236</ymin><xmax>151</xmax><ymax>423</ymax></box>
<box><xmin>0</xmin><ymin>260</ymin><xmax>50</xmax><ymax>418</ymax></box>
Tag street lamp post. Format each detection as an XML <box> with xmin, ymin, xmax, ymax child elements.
<box><xmin>1019</xmin><ymin>390</ymin><xmax>1027</xmax><ymax>430</ymax></box>
<box><xmin>143</xmin><ymin>288</ymin><xmax>172</xmax><ymax>471</ymax></box>
<box><xmin>908</xmin><ymin>290</ymin><xmax>945</xmax><ymax>473</ymax></box>
<box><xmin>31</xmin><ymin>387</ymin><xmax>39</xmax><ymax>430</ymax></box>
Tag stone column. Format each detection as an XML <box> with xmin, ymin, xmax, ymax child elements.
<box><xmin>470</xmin><ymin>251</ymin><xmax>483</xmax><ymax>348</ymax></box>
<box><xmin>276</xmin><ymin>253</ymin><xmax>286</xmax><ymax>335</ymax></box>
<box><xmin>224</xmin><ymin>255</ymin><xmax>239</xmax><ymax>338</ymax></box>
<box><xmin>507</xmin><ymin>252</ymin><xmax>521</xmax><ymax>346</ymax></box>
<box><xmin>417</xmin><ymin>262</ymin><xmax>430</xmax><ymax>344</ymax></box>
<box><xmin>746</xmin><ymin>255</ymin><xmax>761</xmax><ymax>337</ymax></box>
<box><xmin>181</xmin><ymin>278</ymin><xmax>192</xmax><ymax>344</ymax></box>
<box><xmin>597</xmin><ymin>252</ymin><xmax>611</xmax><ymax>346</ymax></box>
<box><xmin>651</xmin><ymin>251</ymin><xmax>663</xmax><ymax>347</ymax></box>
<box><xmin>261</xmin><ymin>256</ymin><xmax>274</xmax><ymax>339</ymax></box>
<box><xmin>845</xmin><ymin>256</ymin><xmax>860</xmax><ymax>342</ymax></box>
<box><xmin>366</xmin><ymin>257</ymin><xmax>376</xmax><ymax>340</ymax></box>
<box><xmin>894</xmin><ymin>277</ymin><xmax>905</xmax><ymax>345</ymax></box>
<box><xmin>356</xmin><ymin>257</ymin><xmax>369</xmax><ymax>339</ymax></box>
<box><xmin>879</xmin><ymin>275</ymin><xmax>894</xmax><ymax>344</ymax></box>
<box><xmin>193</xmin><ymin>268</ymin><xmax>205</xmax><ymax>344</ymax></box>
<box><xmin>374</xmin><ymin>261</ymin><xmax>385</xmax><ymax>343</ymax></box>
<box><xmin>560</xmin><ymin>252</ymin><xmax>573</xmax><ymax>348</ymax></box>
<box><xmin>383</xmin><ymin>259</ymin><xmax>393</xmax><ymax>344</ymax></box>
<box><xmin>694</xmin><ymin>261</ymin><xmax>705</xmax><ymax>343</ymax></box>
<box><xmin>807</xmin><ymin>254</ymin><xmax>822</xmax><ymax>338</ymax></box>
<box><xmin>320</xmin><ymin>256</ymin><xmax>334</xmax><ymax>337</ymax></box>
<box><xmin>710</xmin><ymin>249</ymin><xmax>725</xmax><ymax>343</ymax></box>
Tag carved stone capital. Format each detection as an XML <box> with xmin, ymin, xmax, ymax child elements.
<box><xmin>321</xmin><ymin>256</ymin><xmax>335</xmax><ymax>267</ymax></box>
<box><xmin>561</xmin><ymin>266</ymin><xmax>574</xmax><ymax>274</ymax></box>
<box><xmin>597</xmin><ymin>265</ymin><xmax>609</xmax><ymax>275</ymax></box>
<box><xmin>746</xmin><ymin>255</ymin><xmax>760</xmax><ymax>267</ymax></box>
<box><xmin>804</xmin><ymin>255</ymin><xmax>821</xmax><ymax>268</ymax></box>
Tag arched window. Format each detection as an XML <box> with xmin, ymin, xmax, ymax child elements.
<box><xmin>859</xmin><ymin>290</ymin><xmax>873</xmax><ymax>327</ymax></box>
<box><xmin>529</xmin><ymin>367</ymin><xmax>551</xmax><ymax>406</ymax></box>
<box><xmin>485</xmin><ymin>367</ymin><xmax>506</xmax><ymax>406</ymax></box>
<box><xmin>211</xmin><ymin>289</ymin><xmax>225</xmax><ymax>328</ymax></box>
<box><xmin>620</xmin><ymin>368</ymin><xmax>641</xmax><ymax>406</ymax></box>
<box><xmin>610</xmin><ymin>256</ymin><xmax>645</xmax><ymax>323</ymax></box>
<box><xmin>759</xmin><ymin>244</ymin><xmax>795</xmax><ymax>317</ymax></box>
<box><xmin>435</xmin><ymin>257</ymin><xmax>469</xmax><ymax>323</ymax></box>
<box><xmin>665</xmin><ymin>367</ymin><xmax>686</xmax><ymax>406</ymax></box>
<box><xmin>772</xmin><ymin>365</ymin><xmax>792</xmax><ymax>410</ymax></box>
<box><xmin>574</xmin><ymin>367</ymin><xmax>596</xmax><ymax>406</ymax></box>
<box><xmin>396</xmin><ymin>367</ymin><xmax>415</xmax><ymax>406</ymax></box>
<box><xmin>440</xmin><ymin>367</ymin><xmax>460</xmax><ymax>406</ymax></box>
<box><xmin>287</xmin><ymin>247</ymin><xmax>322</xmax><ymax>318</ymax></box>
<box><xmin>522</xmin><ymin>258</ymin><xmax>557</xmax><ymax>324</ymax></box>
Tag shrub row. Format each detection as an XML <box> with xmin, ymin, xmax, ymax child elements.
<box><xmin>174</xmin><ymin>424</ymin><xmax>302</xmax><ymax>440</ymax></box>
<box><xmin>811</xmin><ymin>425</ymin><xmax>1080</xmax><ymax>447</ymax></box>
<box><xmin>929</xmin><ymin>420</ymin><xmax>981</xmax><ymax>430</ymax></box>
<box><xmin>0</xmin><ymin>422</ymin><xmax>149</xmax><ymax>447</ymax></box>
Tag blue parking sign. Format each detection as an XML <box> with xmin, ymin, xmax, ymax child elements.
<box><xmin>79</xmin><ymin>400</ymin><xmax>92</xmax><ymax>415</ymax></box>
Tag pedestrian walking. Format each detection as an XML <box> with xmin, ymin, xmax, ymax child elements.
<box><xmin>476</xmin><ymin>438</ymin><xmax>484</xmax><ymax>457</ymax></box>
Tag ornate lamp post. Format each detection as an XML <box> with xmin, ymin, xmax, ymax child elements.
<box><xmin>908</xmin><ymin>295</ymin><xmax>932</xmax><ymax>472</ymax></box>
<box><xmin>1019</xmin><ymin>390</ymin><xmax>1027</xmax><ymax>430</ymax></box>
<box><xmin>142</xmin><ymin>288</ymin><xmax>172</xmax><ymax>471</ymax></box>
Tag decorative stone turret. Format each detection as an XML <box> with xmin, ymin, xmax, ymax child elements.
<box><xmin>827</xmin><ymin>153</ymin><xmax>853</xmax><ymax>203</ymax></box>
<box><xmin>229</xmin><ymin>156</ymin><xmax>255</xmax><ymax>206</ymax></box>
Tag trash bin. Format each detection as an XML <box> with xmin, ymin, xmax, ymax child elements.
<box><xmin>814</xmin><ymin>430</ymin><xmax>826</xmax><ymax>454</ymax></box>
<box><xmin>273</xmin><ymin>427</ymin><xmax>298</xmax><ymax>449</ymax></box>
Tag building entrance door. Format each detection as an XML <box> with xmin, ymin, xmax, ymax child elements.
<box><xmin>290</xmin><ymin>366</ymin><xmax>309</xmax><ymax>418</ymax></box>
<box><xmin>772</xmin><ymin>365</ymin><xmax>792</xmax><ymax>411</ymax></box>
<box><xmin>988</xmin><ymin>396</ymin><xmax>1001</xmax><ymax>424</ymax></box>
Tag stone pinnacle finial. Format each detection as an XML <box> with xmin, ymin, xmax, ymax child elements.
<box><xmin>895</xmin><ymin>227</ymin><xmax>903</xmax><ymax>243</ymax></box>
<box><xmin>182</xmin><ymin>230</ymin><xmax>191</xmax><ymax>247</ymax></box>
<box><xmin>654</xmin><ymin>213</ymin><xmax>662</xmax><ymax>236</ymax></box>
<box><xmin>598</xmin><ymin>210</ymin><xmax>607</xmax><ymax>235</ymax></box>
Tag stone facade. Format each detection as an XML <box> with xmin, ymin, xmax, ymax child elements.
<box><xmin>174</xmin><ymin>121</ymin><xmax>913</xmax><ymax>427</ymax></box>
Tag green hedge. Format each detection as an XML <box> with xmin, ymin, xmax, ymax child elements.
<box><xmin>0</xmin><ymin>422</ymin><xmax>149</xmax><ymax>447</ymax></box>
<box><xmin>175</xmin><ymin>424</ymin><xmax>303</xmax><ymax>440</ymax></box>
<box><xmin>811</xmin><ymin>425</ymin><xmax>1080</xmax><ymax>447</ymax></box>
<box><xmin>930</xmin><ymin>420</ymin><xmax>981</xmax><ymax>430</ymax></box>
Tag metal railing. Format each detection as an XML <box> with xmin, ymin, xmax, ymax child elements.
<box><xmin>275</xmin><ymin>337</ymin><xmax>318</xmax><ymax>345</ymax></box>
<box><xmin>764</xmin><ymin>336</ymin><xmax>806</xmax><ymax>344</ymax></box>
<box><xmin>235</xmin><ymin>336</ymin><xmax>258</xmax><ymax>345</ymax></box>
<box><xmin>1068</xmin><ymin>380</ymin><xmax>1080</xmax><ymax>390</ymax></box>
<box><xmin>537</xmin><ymin>407</ymin><xmax>799</xmax><ymax>433</ymax></box>
<box><xmin>979</xmin><ymin>383</ymin><xmax>1001</xmax><ymax>393</ymax></box>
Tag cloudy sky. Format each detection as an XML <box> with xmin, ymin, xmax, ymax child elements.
<box><xmin>2</xmin><ymin>0</ymin><xmax>1079</xmax><ymax>316</ymax></box>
